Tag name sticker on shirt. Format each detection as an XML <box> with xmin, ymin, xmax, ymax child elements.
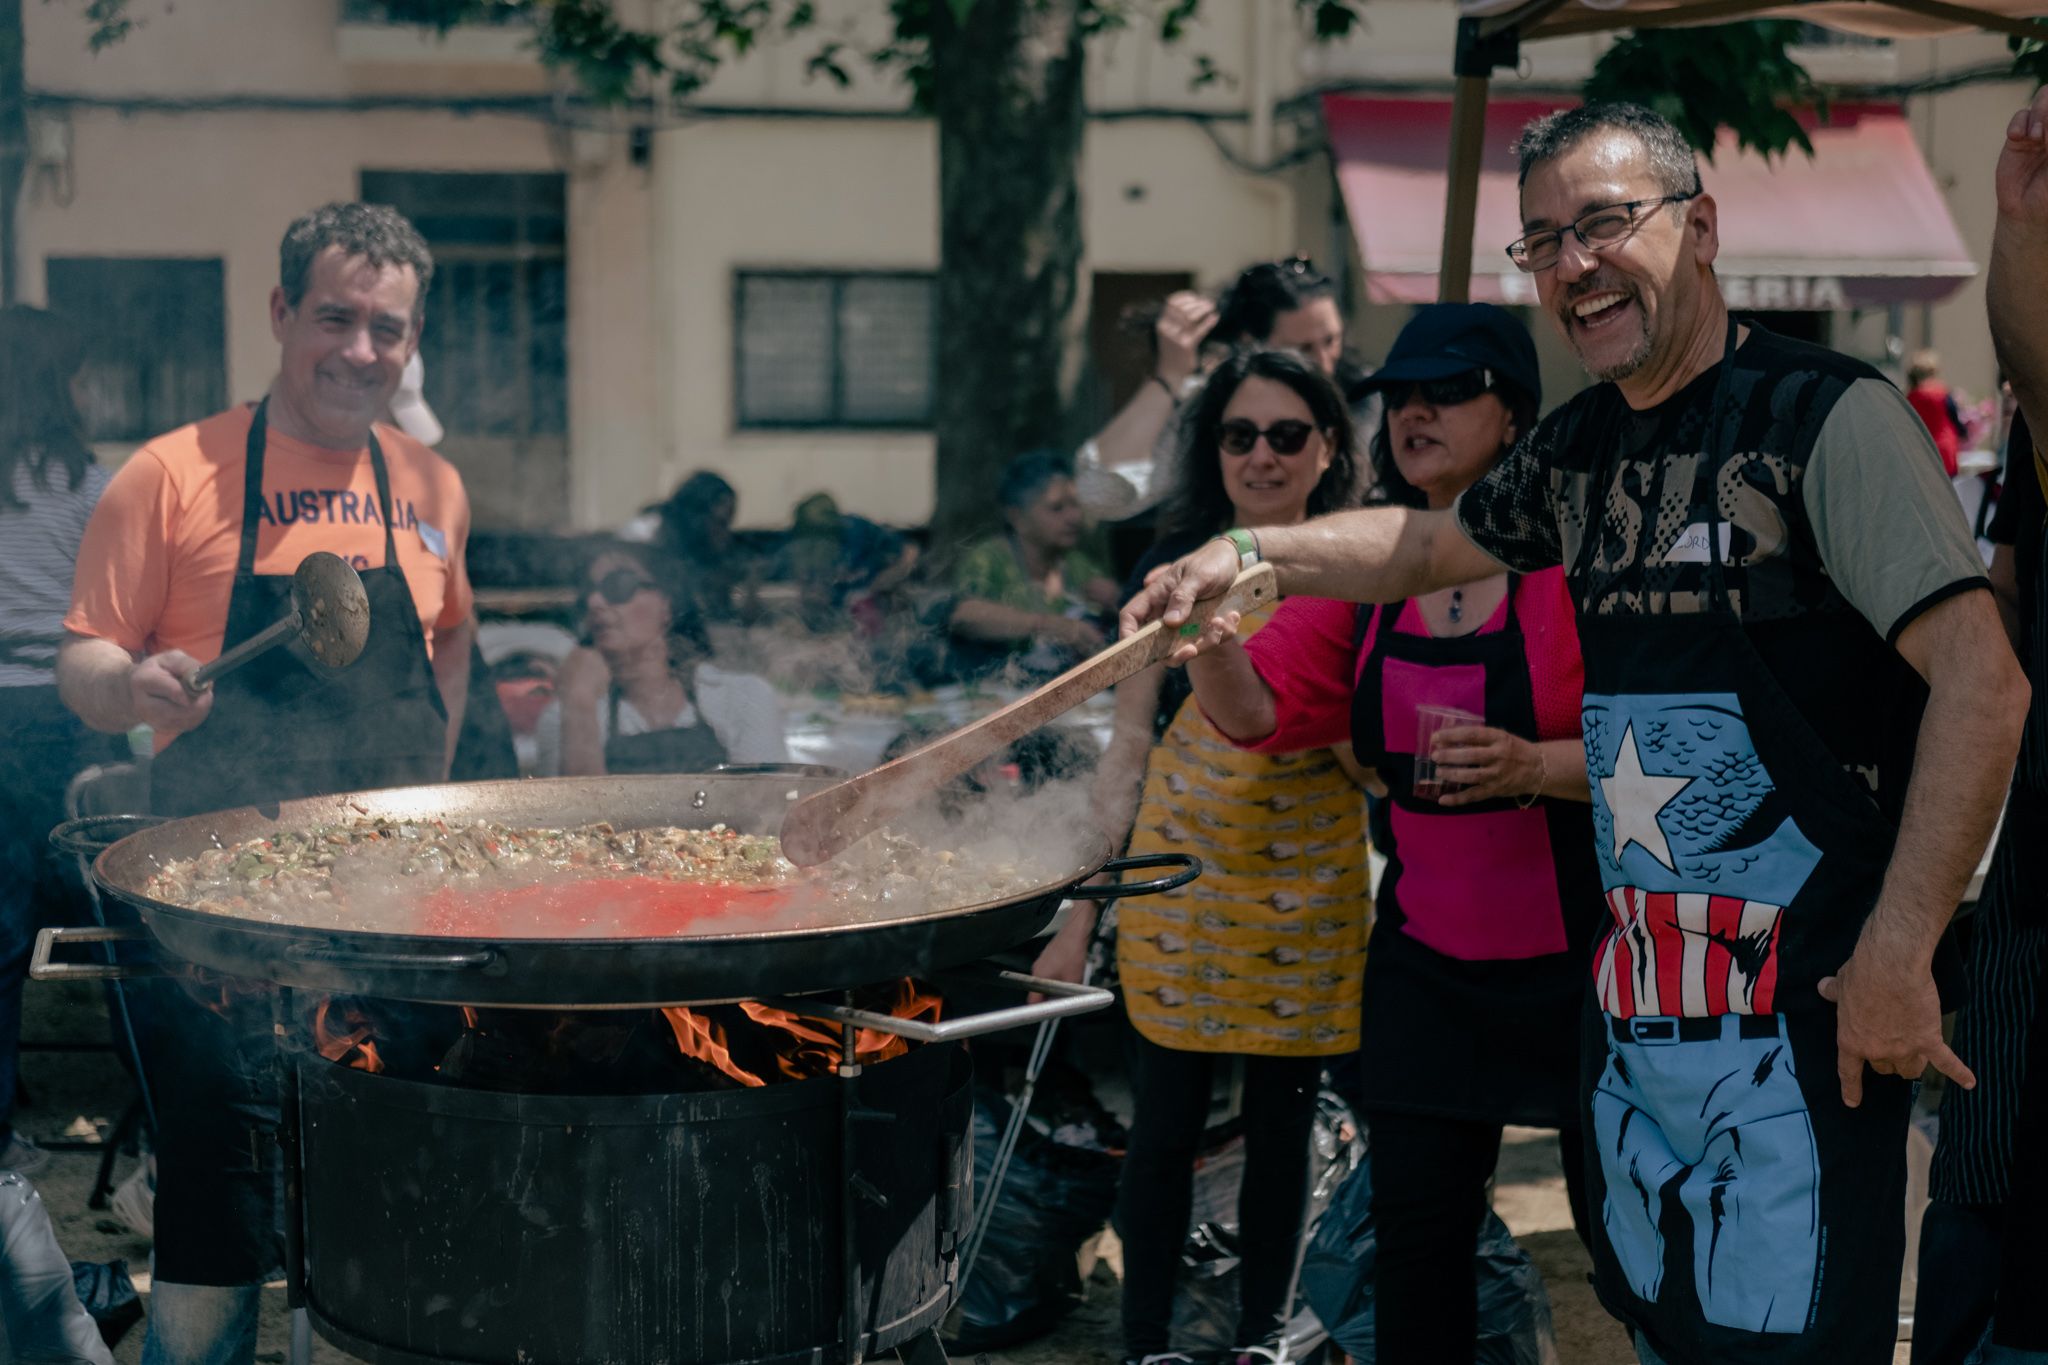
<box><xmin>1657</xmin><ymin>521</ymin><xmax>1732</xmax><ymax>565</ymax></box>
<box><xmin>418</xmin><ymin>520</ymin><xmax>448</xmax><ymax>561</ymax></box>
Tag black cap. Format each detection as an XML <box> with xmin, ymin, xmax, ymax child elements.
<box><xmin>1362</xmin><ymin>303</ymin><xmax>1541</xmax><ymax>409</ymax></box>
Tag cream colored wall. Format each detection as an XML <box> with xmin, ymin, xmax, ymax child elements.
<box><xmin>1902</xmin><ymin>37</ymin><xmax>2027</xmax><ymax>421</ymax></box>
<box><xmin>649</xmin><ymin>117</ymin><xmax>939</xmax><ymax>530</ymax></box>
<box><xmin>645</xmin><ymin>112</ymin><xmax>1305</xmax><ymax>530</ymax></box>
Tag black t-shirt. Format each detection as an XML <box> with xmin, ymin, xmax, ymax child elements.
<box><xmin>1455</xmin><ymin>325</ymin><xmax>1988</xmax><ymax>821</ymax></box>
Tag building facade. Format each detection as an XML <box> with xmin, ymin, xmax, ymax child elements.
<box><xmin>14</xmin><ymin>0</ymin><xmax>2022</xmax><ymax>534</ymax></box>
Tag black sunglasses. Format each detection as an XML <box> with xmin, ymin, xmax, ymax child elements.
<box><xmin>1217</xmin><ymin>418</ymin><xmax>1318</xmax><ymax>457</ymax></box>
<box><xmin>1379</xmin><ymin>369</ymin><xmax>1495</xmax><ymax>412</ymax></box>
<box><xmin>586</xmin><ymin>568</ymin><xmax>658</xmax><ymax>607</ymax></box>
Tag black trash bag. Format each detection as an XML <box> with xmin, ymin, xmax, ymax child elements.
<box><xmin>1298</xmin><ymin>1149</ymin><xmax>1559</xmax><ymax>1365</ymax></box>
<box><xmin>67</xmin><ymin>1260</ymin><xmax>141</xmax><ymax>1349</ymax></box>
<box><xmin>948</xmin><ymin>1085</ymin><xmax>1123</xmax><ymax>1353</ymax></box>
<box><xmin>1168</xmin><ymin>1090</ymin><xmax>1364</xmax><ymax>1356</ymax></box>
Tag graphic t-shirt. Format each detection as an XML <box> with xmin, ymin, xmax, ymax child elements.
<box><xmin>1453</xmin><ymin>325</ymin><xmax>1987</xmax><ymax>822</ymax></box>
<box><xmin>66</xmin><ymin>405</ymin><xmax>473</xmax><ymax>670</ymax></box>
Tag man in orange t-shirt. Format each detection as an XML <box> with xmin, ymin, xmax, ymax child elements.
<box><xmin>56</xmin><ymin>202</ymin><xmax>473</xmax><ymax>1365</ymax></box>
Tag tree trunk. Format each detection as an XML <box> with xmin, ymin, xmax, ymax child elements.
<box><xmin>0</xmin><ymin>0</ymin><xmax>24</xmax><ymax>306</ymax></box>
<box><xmin>927</xmin><ymin>0</ymin><xmax>1086</xmax><ymax>550</ymax></box>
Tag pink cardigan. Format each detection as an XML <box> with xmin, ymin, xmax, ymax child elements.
<box><xmin>1234</xmin><ymin>567</ymin><xmax>1585</xmax><ymax>753</ymax></box>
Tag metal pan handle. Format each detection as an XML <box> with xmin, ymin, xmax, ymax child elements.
<box><xmin>765</xmin><ymin>967</ymin><xmax>1112</xmax><ymax>1043</ymax></box>
<box><xmin>1062</xmin><ymin>852</ymin><xmax>1201</xmax><ymax>901</ymax></box>
<box><xmin>32</xmin><ymin>925</ymin><xmax>165</xmax><ymax>981</ymax></box>
<box><xmin>49</xmin><ymin>814</ymin><xmax>167</xmax><ymax>861</ymax></box>
<box><xmin>281</xmin><ymin>942</ymin><xmax>503</xmax><ymax>974</ymax></box>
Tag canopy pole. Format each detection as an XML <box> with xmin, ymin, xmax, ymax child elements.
<box><xmin>1440</xmin><ymin>74</ymin><xmax>1491</xmax><ymax>303</ymax></box>
<box><xmin>1439</xmin><ymin>17</ymin><xmax>1522</xmax><ymax>304</ymax></box>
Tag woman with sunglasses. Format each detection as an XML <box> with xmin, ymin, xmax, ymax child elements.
<box><xmin>1172</xmin><ymin>305</ymin><xmax>1601</xmax><ymax>1363</ymax></box>
<box><xmin>1077</xmin><ymin>257</ymin><xmax>1375</xmax><ymax>518</ymax></box>
<box><xmin>1034</xmin><ymin>348</ymin><xmax>1368</xmax><ymax>1365</ymax></box>
<box><xmin>537</xmin><ymin>541</ymin><xmax>787</xmax><ymax>776</ymax></box>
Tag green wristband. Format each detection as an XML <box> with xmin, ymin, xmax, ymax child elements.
<box><xmin>1219</xmin><ymin>527</ymin><xmax>1260</xmax><ymax>569</ymax></box>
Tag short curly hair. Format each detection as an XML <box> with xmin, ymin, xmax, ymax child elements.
<box><xmin>278</xmin><ymin>202</ymin><xmax>435</xmax><ymax>322</ymax></box>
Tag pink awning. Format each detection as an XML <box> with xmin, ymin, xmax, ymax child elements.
<box><xmin>1323</xmin><ymin>96</ymin><xmax>1977</xmax><ymax>309</ymax></box>
<box><xmin>1460</xmin><ymin>0</ymin><xmax>2048</xmax><ymax>41</ymax></box>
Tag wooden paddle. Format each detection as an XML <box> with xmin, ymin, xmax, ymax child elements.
<box><xmin>778</xmin><ymin>562</ymin><xmax>1277</xmax><ymax>867</ymax></box>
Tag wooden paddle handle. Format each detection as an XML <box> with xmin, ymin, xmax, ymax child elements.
<box><xmin>778</xmin><ymin>562</ymin><xmax>1278</xmax><ymax>866</ymax></box>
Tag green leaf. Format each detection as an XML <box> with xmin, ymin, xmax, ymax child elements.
<box><xmin>1585</xmin><ymin>21</ymin><xmax>1823</xmax><ymax>162</ymax></box>
<box><xmin>945</xmin><ymin>0</ymin><xmax>976</xmax><ymax>26</ymax></box>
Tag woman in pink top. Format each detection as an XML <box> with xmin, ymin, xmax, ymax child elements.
<box><xmin>1183</xmin><ymin>306</ymin><xmax>1601</xmax><ymax>1364</ymax></box>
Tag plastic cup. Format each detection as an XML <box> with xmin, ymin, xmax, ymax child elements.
<box><xmin>1413</xmin><ymin>704</ymin><xmax>1484</xmax><ymax>799</ymax></box>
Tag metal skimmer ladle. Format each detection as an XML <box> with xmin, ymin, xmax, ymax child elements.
<box><xmin>181</xmin><ymin>551</ymin><xmax>371</xmax><ymax>696</ymax></box>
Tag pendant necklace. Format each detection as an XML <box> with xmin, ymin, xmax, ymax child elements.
<box><xmin>1447</xmin><ymin>589</ymin><xmax>1465</xmax><ymax>625</ymax></box>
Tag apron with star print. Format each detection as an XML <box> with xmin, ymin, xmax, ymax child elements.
<box><xmin>1573</xmin><ymin>321</ymin><xmax>1926</xmax><ymax>1365</ymax></box>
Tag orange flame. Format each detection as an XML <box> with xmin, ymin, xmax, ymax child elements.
<box><xmin>661</xmin><ymin>979</ymin><xmax>941</xmax><ymax>1086</ymax></box>
<box><xmin>312</xmin><ymin>998</ymin><xmax>385</xmax><ymax>1074</ymax></box>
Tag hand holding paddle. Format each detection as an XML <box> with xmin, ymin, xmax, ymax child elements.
<box><xmin>779</xmin><ymin>563</ymin><xmax>1276</xmax><ymax>867</ymax></box>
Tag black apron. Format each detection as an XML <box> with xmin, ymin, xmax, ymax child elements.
<box><xmin>1348</xmin><ymin>577</ymin><xmax>1601</xmax><ymax>1126</ymax></box>
<box><xmin>1574</xmin><ymin>324</ymin><xmax>1916</xmax><ymax>1363</ymax></box>
<box><xmin>602</xmin><ymin>682</ymin><xmax>729</xmax><ymax>774</ymax></box>
<box><xmin>138</xmin><ymin>402</ymin><xmax>450</xmax><ymax>1285</ymax></box>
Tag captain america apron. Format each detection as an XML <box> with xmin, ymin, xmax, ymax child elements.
<box><xmin>1573</xmin><ymin>322</ymin><xmax>1921</xmax><ymax>1364</ymax></box>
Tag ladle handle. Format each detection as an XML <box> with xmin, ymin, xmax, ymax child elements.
<box><xmin>184</xmin><ymin>611</ymin><xmax>302</xmax><ymax>696</ymax></box>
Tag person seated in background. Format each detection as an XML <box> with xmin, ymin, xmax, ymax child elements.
<box><xmin>948</xmin><ymin>450</ymin><xmax>1118</xmax><ymax>682</ymax></box>
<box><xmin>537</xmin><ymin>541</ymin><xmax>786</xmax><ymax>775</ymax></box>
<box><xmin>628</xmin><ymin>469</ymin><xmax>759</xmax><ymax>623</ymax></box>
<box><xmin>779</xmin><ymin>492</ymin><xmax>920</xmax><ymax>634</ymax></box>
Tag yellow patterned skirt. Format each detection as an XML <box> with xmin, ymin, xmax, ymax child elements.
<box><xmin>1119</xmin><ymin>693</ymin><xmax>1371</xmax><ymax>1057</ymax></box>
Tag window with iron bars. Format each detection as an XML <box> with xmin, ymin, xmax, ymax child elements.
<box><xmin>339</xmin><ymin>0</ymin><xmax>527</xmax><ymax>25</ymax></box>
<box><xmin>45</xmin><ymin>258</ymin><xmax>226</xmax><ymax>442</ymax></box>
<box><xmin>360</xmin><ymin>170</ymin><xmax>567</xmax><ymax>440</ymax></box>
<box><xmin>733</xmin><ymin>270</ymin><xmax>935</xmax><ymax>430</ymax></box>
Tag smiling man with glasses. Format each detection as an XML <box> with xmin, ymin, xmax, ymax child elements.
<box><xmin>1124</xmin><ymin>101</ymin><xmax>2024</xmax><ymax>1365</ymax></box>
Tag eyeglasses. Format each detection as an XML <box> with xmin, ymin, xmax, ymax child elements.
<box><xmin>1380</xmin><ymin>370</ymin><xmax>1494</xmax><ymax>411</ymax></box>
<box><xmin>586</xmin><ymin>568</ymin><xmax>657</xmax><ymax>607</ymax></box>
<box><xmin>1217</xmin><ymin>419</ymin><xmax>1318</xmax><ymax>457</ymax></box>
<box><xmin>1505</xmin><ymin>191</ymin><xmax>1701</xmax><ymax>273</ymax></box>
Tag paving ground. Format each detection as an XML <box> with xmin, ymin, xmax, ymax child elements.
<box><xmin>20</xmin><ymin>977</ymin><xmax>1915</xmax><ymax>1364</ymax></box>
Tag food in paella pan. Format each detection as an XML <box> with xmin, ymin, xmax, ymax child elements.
<box><xmin>144</xmin><ymin>817</ymin><xmax>1049</xmax><ymax>939</ymax></box>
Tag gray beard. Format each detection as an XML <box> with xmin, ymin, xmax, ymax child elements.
<box><xmin>1578</xmin><ymin>320</ymin><xmax>1655</xmax><ymax>383</ymax></box>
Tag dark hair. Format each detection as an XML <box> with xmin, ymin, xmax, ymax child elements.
<box><xmin>1159</xmin><ymin>348</ymin><xmax>1361</xmax><ymax>542</ymax></box>
<box><xmin>1210</xmin><ymin>256</ymin><xmax>1340</xmax><ymax>350</ymax></box>
<box><xmin>1369</xmin><ymin>379</ymin><xmax>1540</xmax><ymax>511</ymax></box>
<box><xmin>0</xmin><ymin>306</ymin><xmax>93</xmax><ymax>510</ymax></box>
<box><xmin>997</xmin><ymin>448</ymin><xmax>1074</xmax><ymax>515</ymax></box>
<box><xmin>653</xmin><ymin>470</ymin><xmax>738</xmax><ymax>558</ymax></box>
<box><xmin>583</xmin><ymin>539</ymin><xmax>712</xmax><ymax>660</ymax></box>
<box><xmin>1514</xmin><ymin>103</ymin><xmax>1702</xmax><ymax>199</ymax></box>
<box><xmin>279</xmin><ymin>203</ymin><xmax>435</xmax><ymax>321</ymax></box>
